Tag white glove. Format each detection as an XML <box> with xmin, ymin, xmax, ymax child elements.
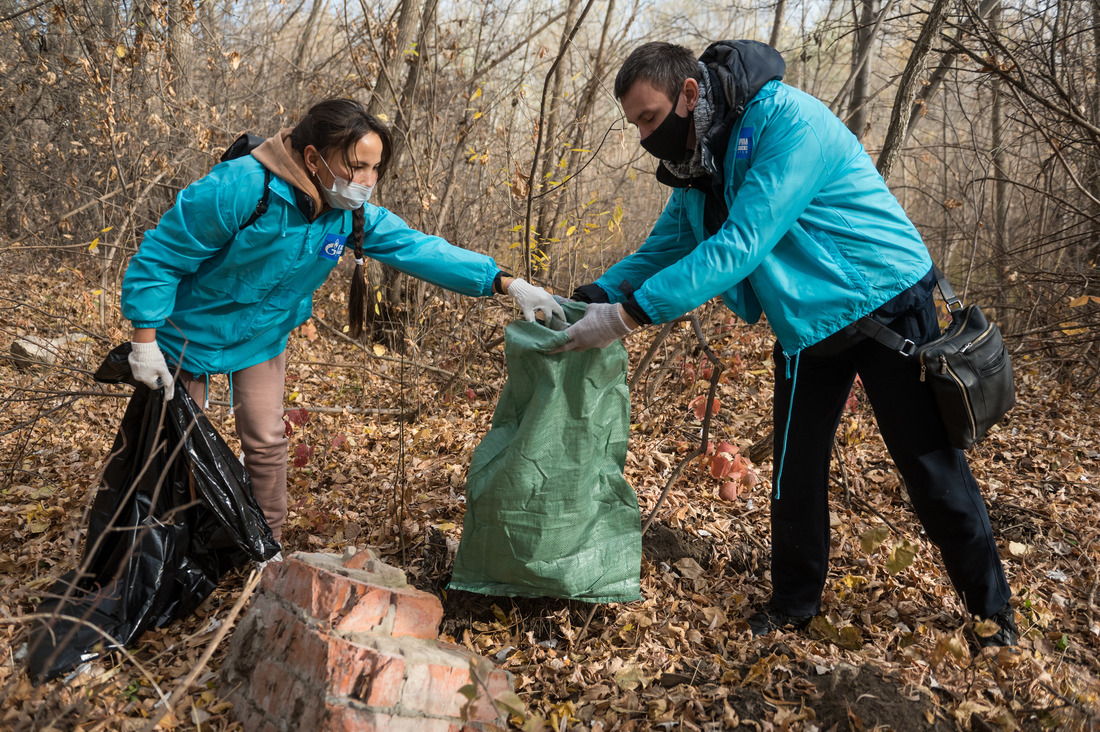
<box><xmin>506</xmin><ymin>278</ymin><xmax>567</xmax><ymax>324</ymax></box>
<box><xmin>552</xmin><ymin>302</ymin><xmax>633</xmax><ymax>352</ymax></box>
<box><xmin>129</xmin><ymin>340</ymin><xmax>175</xmax><ymax>400</ymax></box>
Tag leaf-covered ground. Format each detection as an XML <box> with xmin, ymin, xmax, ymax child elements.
<box><xmin>2</xmin><ymin>257</ymin><xmax>1099</xmax><ymax>731</ymax></box>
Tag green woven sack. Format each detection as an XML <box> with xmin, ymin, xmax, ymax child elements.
<box><xmin>448</xmin><ymin>303</ymin><xmax>641</xmax><ymax>603</ymax></box>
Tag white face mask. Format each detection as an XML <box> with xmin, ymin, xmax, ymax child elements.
<box><xmin>317</xmin><ymin>154</ymin><xmax>373</xmax><ymax>210</ymax></box>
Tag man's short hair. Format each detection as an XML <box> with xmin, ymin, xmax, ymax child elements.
<box><xmin>614</xmin><ymin>42</ymin><xmax>700</xmax><ymax>102</ymax></box>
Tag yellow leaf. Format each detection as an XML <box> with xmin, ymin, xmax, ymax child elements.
<box><xmin>92</xmin><ymin>289</ymin><xmax>102</xmax><ymax>295</ymax></box>
<box><xmin>839</xmin><ymin>573</ymin><xmax>867</xmax><ymax>590</ymax></box>
<box><xmin>469</xmin><ymin>87</ymin><xmax>482</xmax><ymax>101</ymax></box>
<box><xmin>88</xmin><ymin>237</ymin><xmax>99</xmax><ymax>251</ymax></box>
<box><xmin>115</xmin><ymin>45</ymin><xmax>127</xmax><ymax>59</ymax></box>
<box><xmin>100</xmin><ymin>226</ymin><xmax>113</xmax><ymax>232</ymax></box>
<box><xmin>434</xmin><ymin>522</ymin><xmax>456</xmax><ymax>531</ymax></box>
<box><xmin>289</xmin><ymin>391</ymin><xmax>300</xmax><ymax>401</ymax></box>
<box><xmin>566</xmin><ymin>225</ymin><xmax>576</xmax><ymax>236</ymax></box>
<box><xmin>886</xmin><ymin>539</ymin><xmax>918</xmax><ymax>574</ymax></box>
<box><xmin>372</xmin><ymin>344</ymin><xmax>386</xmax><ymax>357</ymax></box>
<box><xmin>1069</xmin><ymin>296</ymin><xmax>1090</xmax><ymax>308</ymax></box>
<box><xmin>860</xmin><ymin>525</ymin><xmax>889</xmax><ymax>554</ymax></box>
<box><xmin>1060</xmin><ymin>321</ymin><xmax>1087</xmax><ymax>336</ymax></box>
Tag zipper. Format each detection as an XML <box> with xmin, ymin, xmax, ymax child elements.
<box><xmin>960</xmin><ymin>324</ymin><xmax>995</xmax><ymax>353</ymax></box>
<box><xmin>941</xmin><ymin>355</ymin><xmax>976</xmax><ymax>437</ymax></box>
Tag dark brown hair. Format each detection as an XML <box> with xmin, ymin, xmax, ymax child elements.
<box><xmin>290</xmin><ymin>98</ymin><xmax>393</xmax><ymax>338</ymax></box>
<box><xmin>614</xmin><ymin>42</ymin><xmax>700</xmax><ymax>102</ymax></box>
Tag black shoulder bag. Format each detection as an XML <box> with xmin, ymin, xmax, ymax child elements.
<box><xmin>852</xmin><ymin>267</ymin><xmax>1016</xmax><ymax>449</ymax></box>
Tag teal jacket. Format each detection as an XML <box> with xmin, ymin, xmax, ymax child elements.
<box><xmin>597</xmin><ymin>77</ymin><xmax>933</xmax><ymax>354</ymax></box>
<box><xmin>122</xmin><ymin>156</ymin><xmax>499</xmax><ymax>376</ymax></box>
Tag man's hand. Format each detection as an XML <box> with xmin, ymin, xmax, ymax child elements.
<box><xmin>129</xmin><ymin>340</ymin><xmax>175</xmax><ymax>400</ymax></box>
<box><xmin>506</xmin><ymin>278</ymin><xmax>567</xmax><ymax>323</ymax></box>
<box><xmin>553</xmin><ymin>302</ymin><xmax>634</xmax><ymax>352</ymax></box>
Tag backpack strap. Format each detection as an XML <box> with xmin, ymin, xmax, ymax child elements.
<box><xmin>241</xmin><ymin>168</ymin><xmax>272</xmax><ymax>231</ymax></box>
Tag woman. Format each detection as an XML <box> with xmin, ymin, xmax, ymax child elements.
<box><xmin>121</xmin><ymin>98</ymin><xmax>561</xmax><ymax>545</ymax></box>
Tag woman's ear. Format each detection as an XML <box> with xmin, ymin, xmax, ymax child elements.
<box><xmin>303</xmin><ymin>144</ymin><xmax>320</xmax><ymax>176</ymax></box>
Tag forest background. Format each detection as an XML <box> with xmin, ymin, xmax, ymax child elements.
<box><xmin>1</xmin><ymin>0</ymin><xmax>1099</xmax><ymax>729</ymax></box>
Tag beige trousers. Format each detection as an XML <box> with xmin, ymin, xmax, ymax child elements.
<box><xmin>181</xmin><ymin>351</ymin><xmax>288</xmax><ymax>543</ymax></box>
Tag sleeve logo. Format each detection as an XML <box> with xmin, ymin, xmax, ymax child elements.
<box><xmin>735</xmin><ymin>127</ymin><xmax>753</xmax><ymax>159</ymax></box>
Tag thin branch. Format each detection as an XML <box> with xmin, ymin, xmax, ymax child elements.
<box><xmin>640</xmin><ymin>316</ymin><xmax>724</xmax><ymax>537</ymax></box>
<box><xmin>139</xmin><ymin>570</ymin><xmax>263</xmax><ymax>732</ymax></box>
<box><xmin>522</xmin><ymin>0</ymin><xmax>599</xmax><ymax>280</ymax></box>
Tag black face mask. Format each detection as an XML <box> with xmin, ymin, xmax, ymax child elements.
<box><xmin>641</xmin><ymin>99</ymin><xmax>693</xmax><ymax>163</ymax></box>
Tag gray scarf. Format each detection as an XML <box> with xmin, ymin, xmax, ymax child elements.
<box><xmin>660</xmin><ymin>61</ymin><xmax>714</xmax><ymax>180</ymax></box>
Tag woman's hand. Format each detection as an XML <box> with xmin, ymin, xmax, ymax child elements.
<box><xmin>129</xmin><ymin>335</ymin><xmax>175</xmax><ymax>400</ymax></box>
<box><xmin>504</xmin><ymin>278</ymin><xmax>567</xmax><ymax>324</ymax></box>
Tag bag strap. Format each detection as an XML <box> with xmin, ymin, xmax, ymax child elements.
<box><xmin>849</xmin><ymin>265</ymin><xmax>962</xmax><ymax>357</ymax></box>
<box><xmin>931</xmin><ymin>265</ymin><xmax>963</xmax><ymax>313</ymax></box>
<box><xmin>241</xmin><ymin>168</ymin><xmax>273</xmax><ymax>230</ymax></box>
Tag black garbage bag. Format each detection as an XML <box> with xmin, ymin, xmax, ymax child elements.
<box><xmin>25</xmin><ymin>343</ymin><xmax>280</xmax><ymax>683</ymax></box>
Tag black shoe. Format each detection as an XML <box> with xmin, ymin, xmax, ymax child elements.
<box><xmin>747</xmin><ymin>607</ymin><xmax>814</xmax><ymax>636</ymax></box>
<box><xmin>975</xmin><ymin>603</ymin><xmax>1018</xmax><ymax>648</ymax></box>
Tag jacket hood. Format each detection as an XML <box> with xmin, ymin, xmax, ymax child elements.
<box><xmin>659</xmin><ymin>40</ymin><xmax>785</xmax><ymax>187</ymax></box>
<box><xmin>699</xmin><ymin>40</ymin><xmax>786</xmax><ymax>170</ymax></box>
<box><xmin>252</xmin><ymin>129</ymin><xmax>324</xmax><ymax>217</ymax></box>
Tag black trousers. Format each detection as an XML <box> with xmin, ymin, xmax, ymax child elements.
<box><xmin>769</xmin><ymin>292</ymin><xmax>1011</xmax><ymax>619</ymax></box>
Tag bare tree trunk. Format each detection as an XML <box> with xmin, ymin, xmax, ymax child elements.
<box><xmin>902</xmin><ymin>0</ymin><xmax>1000</xmax><ymax>145</ymax></box>
<box><xmin>547</xmin><ymin>0</ymin><xmax>619</xmax><ymax>279</ymax></box>
<box><xmin>166</xmin><ymin>0</ymin><xmax>195</xmax><ymax>90</ymax></box>
<box><xmin>362</xmin><ymin>0</ymin><xmax>438</xmax><ymax>340</ymax></box>
<box><xmin>367</xmin><ymin>0</ymin><xmax>421</xmax><ymax>119</ymax></box>
<box><xmin>989</xmin><ymin>1</ymin><xmax>1009</xmax><ymax>270</ymax></box>
<box><xmin>846</xmin><ymin>0</ymin><xmax>877</xmax><ymax>139</ymax></box>
<box><xmin>534</xmin><ymin>0</ymin><xmax>581</xmax><ymax>260</ymax></box>
<box><xmin>829</xmin><ymin>0</ymin><xmax>898</xmax><ymax>113</ymax></box>
<box><xmin>1088</xmin><ymin>0</ymin><xmax>1100</xmax><ymax>272</ymax></box>
<box><xmin>769</xmin><ymin>0</ymin><xmax>787</xmax><ymax>48</ymax></box>
<box><xmin>293</xmin><ymin>0</ymin><xmax>324</xmax><ymax>70</ymax></box>
<box><xmin>875</xmin><ymin>0</ymin><xmax>951</xmax><ymax>182</ymax></box>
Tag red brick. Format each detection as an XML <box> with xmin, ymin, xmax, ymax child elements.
<box><xmin>280</xmin><ymin>557</ymin><xmax>395</xmax><ymax>633</ymax></box>
<box><xmin>280</xmin><ymin>557</ymin><xmax>351</xmax><ymax>619</ymax></box>
<box><xmin>400</xmin><ymin>657</ymin><xmax>470</xmax><ymax>717</ymax></box>
<box><xmin>435</xmin><ymin>641</ymin><xmax>515</xmax><ymax>723</ymax></box>
<box><xmin>324</xmin><ymin>704</ymin><xmax>455</xmax><ymax>732</ymax></box>
<box><xmin>260</xmin><ymin>557</ymin><xmax>290</xmax><ymax>595</ymax></box>
<box><xmin>253</xmin><ymin>595</ymin><xmax>299</xmax><ymax>659</ymax></box>
<box><xmin>390</xmin><ymin>586</ymin><xmax>444</xmax><ymax>639</ymax></box>
<box><xmin>332</xmin><ymin>585</ymin><xmax>392</xmax><ymax>633</ymax></box>
<box><xmin>283</xmin><ymin>622</ymin><xmax>407</xmax><ymax>706</ymax></box>
<box><xmin>247</xmin><ymin>657</ymin><xmax>300</xmax><ymax>715</ymax></box>
<box><xmin>342</xmin><ymin>548</ymin><xmax>376</xmax><ymax>571</ymax></box>
<box><xmin>326</xmin><ymin>635</ymin><xmax>407</xmax><ymax>705</ymax></box>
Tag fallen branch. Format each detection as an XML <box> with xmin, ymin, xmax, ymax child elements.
<box><xmin>139</xmin><ymin>569</ymin><xmax>263</xmax><ymax>732</ymax></box>
<box><xmin>0</xmin><ymin>613</ymin><xmax>168</xmax><ymax>708</ymax></box>
<box><xmin>313</xmin><ymin>315</ymin><xmax>457</xmax><ymax>378</ymax></box>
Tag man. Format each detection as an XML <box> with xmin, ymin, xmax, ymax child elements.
<box><xmin>559</xmin><ymin>40</ymin><xmax>1016</xmax><ymax>646</ymax></box>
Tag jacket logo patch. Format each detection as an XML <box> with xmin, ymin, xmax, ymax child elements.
<box><xmin>319</xmin><ymin>233</ymin><xmax>346</xmax><ymax>261</ymax></box>
<box><xmin>735</xmin><ymin>128</ymin><xmax>753</xmax><ymax>159</ymax></box>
